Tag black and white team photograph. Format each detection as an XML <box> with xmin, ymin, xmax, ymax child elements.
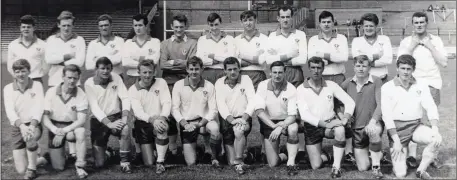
<box><xmin>0</xmin><ymin>0</ymin><xmax>456</xmax><ymax>179</ymax></box>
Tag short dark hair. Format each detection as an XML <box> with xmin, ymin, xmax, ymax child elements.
<box><xmin>277</xmin><ymin>5</ymin><xmax>294</xmax><ymax>16</ymax></box>
<box><xmin>137</xmin><ymin>60</ymin><xmax>156</xmax><ymax>71</ymax></box>
<box><xmin>187</xmin><ymin>56</ymin><xmax>204</xmax><ymax>68</ymax></box>
<box><xmin>97</xmin><ymin>14</ymin><xmax>113</xmax><ymax>24</ymax></box>
<box><xmin>240</xmin><ymin>10</ymin><xmax>257</xmax><ymax>21</ymax></box>
<box><xmin>63</xmin><ymin>64</ymin><xmax>81</xmax><ymax>76</ymax></box>
<box><xmin>20</xmin><ymin>15</ymin><xmax>36</xmax><ymax>26</ymax></box>
<box><xmin>173</xmin><ymin>14</ymin><xmax>188</xmax><ymax>26</ymax></box>
<box><xmin>360</xmin><ymin>13</ymin><xmax>379</xmax><ymax>26</ymax></box>
<box><xmin>319</xmin><ymin>11</ymin><xmax>334</xmax><ymax>22</ymax></box>
<box><xmin>270</xmin><ymin>61</ymin><xmax>285</xmax><ymax>70</ymax></box>
<box><xmin>412</xmin><ymin>12</ymin><xmax>428</xmax><ymax>23</ymax></box>
<box><xmin>207</xmin><ymin>13</ymin><xmax>222</xmax><ymax>23</ymax></box>
<box><xmin>223</xmin><ymin>57</ymin><xmax>240</xmax><ymax>69</ymax></box>
<box><xmin>12</xmin><ymin>59</ymin><xmax>31</xmax><ymax>71</ymax></box>
<box><xmin>397</xmin><ymin>54</ymin><xmax>416</xmax><ymax>69</ymax></box>
<box><xmin>95</xmin><ymin>57</ymin><xmax>113</xmax><ymax>69</ymax></box>
<box><xmin>307</xmin><ymin>56</ymin><xmax>325</xmax><ymax>68</ymax></box>
<box><xmin>133</xmin><ymin>14</ymin><xmax>149</xmax><ymax>25</ymax></box>
<box><xmin>353</xmin><ymin>55</ymin><xmax>371</xmax><ymax>65</ymax></box>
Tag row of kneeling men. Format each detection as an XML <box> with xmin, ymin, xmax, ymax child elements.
<box><xmin>5</xmin><ymin>53</ymin><xmax>442</xmax><ymax>179</ymax></box>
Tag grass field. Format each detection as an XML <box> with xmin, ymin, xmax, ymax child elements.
<box><xmin>1</xmin><ymin>58</ymin><xmax>456</xmax><ymax>179</ymax></box>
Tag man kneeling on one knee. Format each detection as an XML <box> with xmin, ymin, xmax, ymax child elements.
<box><xmin>4</xmin><ymin>59</ymin><xmax>45</xmax><ymax>180</ymax></box>
<box><xmin>255</xmin><ymin>61</ymin><xmax>300</xmax><ymax>176</ymax></box>
<box><xmin>84</xmin><ymin>57</ymin><xmax>132</xmax><ymax>173</ymax></box>
<box><xmin>42</xmin><ymin>64</ymin><xmax>88</xmax><ymax>178</ymax></box>
<box><xmin>341</xmin><ymin>55</ymin><xmax>384</xmax><ymax>178</ymax></box>
<box><xmin>128</xmin><ymin>60</ymin><xmax>172</xmax><ymax>174</ymax></box>
<box><xmin>296</xmin><ymin>57</ymin><xmax>355</xmax><ymax>179</ymax></box>
<box><xmin>171</xmin><ymin>56</ymin><xmax>221</xmax><ymax>166</ymax></box>
<box><xmin>215</xmin><ymin>57</ymin><xmax>257</xmax><ymax>175</ymax></box>
<box><xmin>381</xmin><ymin>54</ymin><xmax>442</xmax><ymax>179</ymax></box>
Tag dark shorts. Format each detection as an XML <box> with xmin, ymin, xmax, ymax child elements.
<box><xmin>12</xmin><ymin>122</ymin><xmax>42</xmax><ymax>150</ymax></box>
<box><xmin>164</xmin><ymin>84</ymin><xmax>182</xmax><ymax>136</ymax></box>
<box><xmin>429</xmin><ymin>86</ymin><xmax>441</xmax><ymax>106</ymax></box>
<box><xmin>352</xmin><ymin>121</ymin><xmax>384</xmax><ymax>149</ymax></box>
<box><xmin>121</xmin><ymin>74</ymin><xmax>138</xmax><ymax>88</ymax></box>
<box><xmin>285</xmin><ymin>66</ymin><xmax>304</xmax><ymax>87</ymax></box>
<box><xmin>220</xmin><ymin>116</ymin><xmax>252</xmax><ymax>145</ymax></box>
<box><xmin>133</xmin><ymin>119</ymin><xmax>154</xmax><ymax>145</ymax></box>
<box><xmin>179</xmin><ymin>118</ymin><xmax>207</xmax><ymax>144</ymax></box>
<box><xmin>322</xmin><ymin>73</ymin><xmax>346</xmax><ymax>86</ymax></box>
<box><xmin>31</xmin><ymin>77</ymin><xmax>43</xmax><ymax>84</ymax></box>
<box><xmin>90</xmin><ymin>113</ymin><xmax>123</xmax><ymax>147</ymax></box>
<box><xmin>303</xmin><ymin>121</ymin><xmax>350</xmax><ymax>145</ymax></box>
<box><xmin>133</xmin><ymin>117</ymin><xmax>177</xmax><ymax>145</ymax></box>
<box><xmin>48</xmin><ymin>120</ymin><xmax>74</xmax><ymax>149</ymax></box>
<box><xmin>388</xmin><ymin>119</ymin><xmax>421</xmax><ymax>148</ymax></box>
<box><xmin>259</xmin><ymin>119</ymin><xmax>289</xmax><ymax>138</ymax></box>
<box><xmin>202</xmin><ymin>68</ymin><xmax>225</xmax><ymax>84</ymax></box>
<box><xmin>380</xmin><ymin>74</ymin><xmax>391</xmax><ymax>85</ymax></box>
<box><xmin>162</xmin><ymin>72</ymin><xmax>187</xmax><ymax>87</ymax></box>
<box><xmin>240</xmin><ymin>70</ymin><xmax>267</xmax><ymax>90</ymax></box>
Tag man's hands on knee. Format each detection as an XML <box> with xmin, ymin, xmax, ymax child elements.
<box><xmin>180</xmin><ymin>120</ymin><xmax>198</xmax><ymax>132</ymax></box>
<box><xmin>269</xmin><ymin>126</ymin><xmax>283</xmax><ymax>141</ymax></box>
<box><xmin>153</xmin><ymin>119</ymin><xmax>168</xmax><ymax>134</ymax></box>
<box><xmin>53</xmin><ymin>134</ymin><xmax>65</xmax><ymax>147</ymax></box>
<box><xmin>107</xmin><ymin>120</ymin><xmax>126</xmax><ymax>131</ymax></box>
<box><xmin>231</xmin><ymin>118</ymin><xmax>247</xmax><ymax>126</ymax></box>
<box><xmin>20</xmin><ymin>124</ymin><xmax>34</xmax><ymax>142</ymax></box>
<box><xmin>364</xmin><ymin>119</ymin><xmax>378</xmax><ymax>136</ymax></box>
<box><xmin>231</xmin><ymin>117</ymin><xmax>249</xmax><ymax>132</ymax></box>
<box><xmin>326</xmin><ymin>119</ymin><xmax>343</xmax><ymax>129</ymax></box>
<box><xmin>233</xmin><ymin>123</ymin><xmax>249</xmax><ymax>132</ymax></box>
<box><xmin>276</xmin><ymin>121</ymin><xmax>287</xmax><ymax>129</ymax></box>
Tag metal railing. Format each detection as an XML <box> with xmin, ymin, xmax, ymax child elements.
<box><xmin>293</xmin><ymin>7</ymin><xmax>308</xmax><ymax>28</ymax></box>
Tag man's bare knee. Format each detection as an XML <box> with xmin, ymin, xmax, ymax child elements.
<box><xmin>74</xmin><ymin>128</ymin><xmax>85</xmax><ymax>141</ymax></box>
<box><xmin>268</xmin><ymin>159</ymin><xmax>279</xmax><ymax>167</ymax></box>
<box><xmin>206</xmin><ymin>121</ymin><xmax>220</xmax><ymax>137</ymax></box>
<box><xmin>287</xmin><ymin>123</ymin><xmax>298</xmax><ymax>135</ymax></box>
<box><xmin>334</xmin><ymin>126</ymin><xmax>345</xmax><ymax>141</ymax></box>
<box><xmin>310</xmin><ymin>161</ymin><xmax>322</xmax><ymax>170</ymax></box>
<box><xmin>357</xmin><ymin>164</ymin><xmax>370</xmax><ymax>171</ymax></box>
<box><xmin>393</xmin><ymin>163</ymin><xmax>407</xmax><ymax>178</ymax></box>
<box><xmin>394</xmin><ymin>170</ymin><xmax>407</xmax><ymax>178</ymax></box>
<box><xmin>186</xmin><ymin>160</ymin><xmax>196</xmax><ymax>166</ymax></box>
<box><xmin>33</xmin><ymin>128</ymin><xmax>42</xmax><ymax>141</ymax></box>
<box><xmin>16</xmin><ymin>166</ymin><xmax>27</xmax><ymax>174</ymax></box>
<box><xmin>66</xmin><ymin>132</ymin><xmax>76</xmax><ymax>142</ymax></box>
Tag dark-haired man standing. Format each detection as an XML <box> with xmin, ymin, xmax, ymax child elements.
<box><xmin>196</xmin><ymin>12</ymin><xmax>236</xmax><ymax>84</ymax></box>
<box><xmin>8</xmin><ymin>15</ymin><xmax>48</xmax><ymax>84</ymax></box>
<box><xmin>122</xmin><ymin>14</ymin><xmax>161</xmax><ymax>164</ymax></box>
<box><xmin>86</xmin><ymin>14</ymin><xmax>125</xmax><ymax>75</ymax></box>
